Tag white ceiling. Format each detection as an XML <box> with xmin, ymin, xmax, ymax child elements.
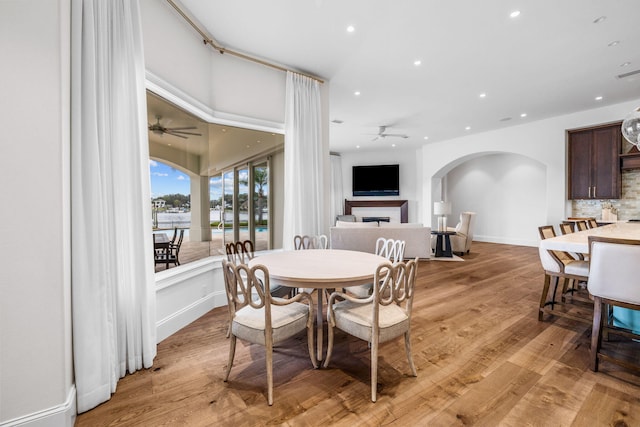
<box><xmin>177</xmin><ymin>0</ymin><xmax>640</xmax><ymax>153</ymax></box>
<box><xmin>147</xmin><ymin>93</ymin><xmax>284</xmax><ymax>174</ymax></box>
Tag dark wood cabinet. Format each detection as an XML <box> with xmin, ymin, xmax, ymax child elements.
<box><xmin>568</xmin><ymin>123</ymin><xmax>621</xmax><ymax>200</ymax></box>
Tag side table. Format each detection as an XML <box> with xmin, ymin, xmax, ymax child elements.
<box><xmin>431</xmin><ymin>230</ymin><xmax>457</xmax><ymax>258</ymax></box>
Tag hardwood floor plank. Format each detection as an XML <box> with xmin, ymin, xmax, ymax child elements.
<box><xmin>76</xmin><ymin>242</ymin><xmax>640</xmax><ymax>426</ymax></box>
<box><xmin>572</xmin><ymin>383</ymin><xmax>640</xmax><ymax>426</ymax></box>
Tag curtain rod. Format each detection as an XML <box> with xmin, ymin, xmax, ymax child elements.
<box><xmin>165</xmin><ymin>0</ymin><xmax>324</xmax><ymax>84</ymax></box>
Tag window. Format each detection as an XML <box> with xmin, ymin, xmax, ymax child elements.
<box><xmin>147</xmin><ymin>91</ymin><xmax>283</xmax><ymax>270</ymax></box>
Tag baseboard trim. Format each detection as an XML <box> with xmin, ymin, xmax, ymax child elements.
<box><xmin>0</xmin><ymin>385</ymin><xmax>76</xmax><ymax>427</ymax></box>
<box><xmin>156</xmin><ymin>290</ymin><xmax>227</xmax><ymax>343</ymax></box>
<box><xmin>474</xmin><ymin>235</ymin><xmax>537</xmax><ymax>247</ymax></box>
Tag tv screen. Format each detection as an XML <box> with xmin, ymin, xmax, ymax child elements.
<box><xmin>352</xmin><ymin>164</ymin><xmax>400</xmax><ymax>196</ymax></box>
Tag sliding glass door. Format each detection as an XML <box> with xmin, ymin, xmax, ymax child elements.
<box><xmin>253</xmin><ymin>163</ymin><xmax>269</xmax><ymax>251</ymax></box>
<box><xmin>220</xmin><ymin>160</ymin><xmax>270</xmax><ymax>251</ymax></box>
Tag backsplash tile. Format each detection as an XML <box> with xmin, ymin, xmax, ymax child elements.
<box><xmin>572</xmin><ymin>169</ymin><xmax>640</xmax><ymax>220</ymax></box>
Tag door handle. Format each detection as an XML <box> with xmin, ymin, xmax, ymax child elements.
<box><xmin>588</xmin><ymin>187</ymin><xmax>591</xmax><ymax>198</ymax></box>
<box><xmin>593</xmin><ymin>186</ymin><xmax>596</xmax><ymax>198</ymax></box>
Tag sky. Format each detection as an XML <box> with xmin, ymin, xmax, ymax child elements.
<box><xmin>149</xmin><ymin>160</ymin><xmax>191</xmax><ymax>198</ymax></box>
<box><xmin>149</xmin><ymin>160</ymin><xmax>253</xmax><ymax>202</ymax></box>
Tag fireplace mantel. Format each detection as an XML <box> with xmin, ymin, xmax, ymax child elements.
<box><xmin>344</xmin><ymin>199</ymin><xmax>408</xmax><ymax>223</ymax></box>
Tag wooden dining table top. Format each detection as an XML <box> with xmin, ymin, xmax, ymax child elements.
<box><xmin>248</xmin><ymin>249</ymin><xmax>388</xmax><ymax>289</ymax></box>
<box><xmin>540</xmin><ymin>222</ymin><xmax>640</xmax><ymax>254</ymax></box>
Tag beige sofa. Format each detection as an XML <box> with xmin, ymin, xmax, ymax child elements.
<box><xmin>330</xmin><ymin>221</ymin><xmax>431</xmax><ymax>259</ymax></box>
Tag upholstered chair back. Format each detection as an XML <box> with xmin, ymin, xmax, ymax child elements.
<box><xmin>588</xmin><ymin>237</ymin><xmax>640</xmax><ymax>305</ymax></box>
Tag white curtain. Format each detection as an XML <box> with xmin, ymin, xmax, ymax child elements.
<box><xmin>71</xmin><ymin>0</ymin><xmax>156</xmax><ymax>413</ymax></box>
<box><xmin>330</xmin><ymin>153</ymin><xmax>344</xmax><ymax>222</ymax></box>
<box><xmin>283</xmin><ymin>72</ymin><xmax>324</xmax><ymax>249</ymax></box>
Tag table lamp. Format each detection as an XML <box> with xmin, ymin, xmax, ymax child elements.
<box><xmin>433</xmin><ymin>201</ymin><xmax>451</xmax><ymax>232</ymax></box>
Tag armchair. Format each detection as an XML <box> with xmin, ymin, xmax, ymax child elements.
<box><xmin>447</xmin><ymin>212</ymin><xmax>476</xmax><ymax>255</ymax></box>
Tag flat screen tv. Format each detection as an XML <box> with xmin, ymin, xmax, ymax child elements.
<box><xmin>352</xmin><ymin>164</ymin><xmax>400</xmax><ymax>196</ymax></box>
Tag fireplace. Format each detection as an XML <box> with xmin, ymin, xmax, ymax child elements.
<box><xmin>344</xmin><ymin>199</ymin><xmax>408</xmax><ymax>223</ymax></box>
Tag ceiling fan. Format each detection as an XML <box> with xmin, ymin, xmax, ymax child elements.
<box><xmin>148</xmin><ymin>115</ymin><xmax>202</xmax><ymax>139</ymax></box>
<box><xmin>371</xmin><ymin>125</ymin><xmax>409</xmax><ymax>141</ymax></box>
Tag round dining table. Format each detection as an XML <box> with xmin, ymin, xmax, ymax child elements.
<box><xmin>249</xmin><ymin>249</ymin><xmax>387</xmax><ymax>361</ymax></box>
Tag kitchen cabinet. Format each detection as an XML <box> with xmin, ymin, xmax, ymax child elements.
<box><xmin>568</xmin><ymin>123</ymin><xmax>621</xmax><ymax>199</ymax></box>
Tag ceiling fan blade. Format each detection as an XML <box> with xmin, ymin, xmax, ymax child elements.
<box><xmin>170</xmin><ymin>130</ymin><xmax>202</xmax><ymax>136</ymax></box>
<box><xmin>384</xmin><ymin>133</ymin><xmax>409</xmax><ymax>138</ymax></box>
<box><xmin>164</xmin><ymin>131</ymin><xmax>188</xmax><ymax>139</ymax></box>
<box><xmin>167</xmin><ymin>126</ymin><xmax>198</xmax><ymax>131</ymax></box>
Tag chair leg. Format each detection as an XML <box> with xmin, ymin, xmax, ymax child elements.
<box><xmin>224</xmin><ymin>335</ymin><xmax>236</xmax><ymax>381</ymax></box>
<box><xmin>590</xmin><ymin>297</ymin><xmax>603</xmax><ymax>372</ymax></box>
<box><xmin>323</xmin><ymin>319</ymin><xmax>335</xmax><ymax>368</ymax></box>
<box><xmin>404</xmin><ymin>331</ymin><xmax>417</xmax><ymax>377</ymax></box>
<box><xmin>266</xmin><ymin>340</ymin><xmax>273</xmax><ymax>406</ymax></box>
<box><xmin>561</xmin><ymin>278</ymin><xmax>570</xmax><ymax>302</ymax></box>
<box><xmin>538</xmin><ymin>274</ymin><xmax>552</xmax><ymax>321</ymax></box>
<box><xmin>371</xmin><ymin>334</ymin><xmax>379</xmax><ymax>402</ymax></box>
<box><xmin>307</xmin><ymin>317</ymin><xmax>318</xmax><ymax>369</ymax></box>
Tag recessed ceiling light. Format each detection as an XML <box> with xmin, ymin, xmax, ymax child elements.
<box><xmin>465</xmin><ymin>126</ymin><xmax>471</xmax><ymax>131</ymax></box>
<box><xmin>346</xmin><ymin>25</ymin><xmax>355</xmax><ymax>33</ymax></box>
<box><xmin>621</xmin><ymin>62</ymin><xmax>631</xmax><ymax>67</ymax></box>
<box><xmin>356</xmin><ymin>145</ymin><xmax>360</xmax><ymax>149</ymax></box>
<box><xmin>221</xmin><ymin>129</ymin><xmax>226</xmax><ymax>132</ymax></box>
<box><xmin>520</xmin><ymin>113</ymin><xmax>527</xmax><ymax>118</ymax></box>
<box><xmin>510</xmin><ymin>10</ymin><xmax>520</xmax><ymax>18</ymax></box>
<box><xmin>423</xmin><ymin>136</ymin><xmax>429</xmax><ymax>140</ymax></box>
<box><xmin>595</xmin><ymin>96</ymin><xmax>603</xmax><ymax>101</ymax></box>
<box><xmin>392</xmin><ymin>144</ymin><xmax>396</xmax><ymax>147</ymax></box>
<box><xmin>354</xmin><ymin>91</ymin><xmax>361</xmax><ymax>96</ymax></box>
<box><xmin>479</xmin><ymin>93</ymin><xmax>487</xmax><ymax>98</ymax></box>
<box><xmin>414</xmin><ymin>60</ymin><xmax>422</xmax><ymax>66</ymax></box>
<box><xmin>246</xmin><ymin>145</ymin><xmax>251</xmax><ymax>148</ymax></box>
<box><xmin>608</xmin><ymin>40</ymin><xmax>620</xmax><ymax>47</ymax></box>
<box><xmin>257</xmin><ymin>140</ymin><xmax>261</xmax><ymax>143</ymax></box>
<box><xmin>593</xmin><ymin>16</ymin><xmax>607</xmax><ymax>24</ymax></box>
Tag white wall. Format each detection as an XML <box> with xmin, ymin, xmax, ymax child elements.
<box><xmin>0</xmin><ymin>0</ymin><xmax>75</xmax><ymax>425</ymax></box>
<box><xmin>338</xmin><ymin>148</ymin><xmax>421</xmax><ymax>223</ymax></box>
<box><xmin>446</xmin><ymin>153</ymin><xmax>546</xmax><ymax>246</ymax></box>
<box><xmin>421</xmin><ymin>99</ymin><xmax>640</xmax><ymax>247</ymax></box>
<box><xmin>140</xmin><ymin>0</ymin><xmax>286</xmax><ymax>126</ymax></box>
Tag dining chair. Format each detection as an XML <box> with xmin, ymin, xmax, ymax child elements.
<box><xmin>345</xmin><ymin>237</ymin><xmax>406</xmax><ymax>298</ymax></box>
<box><xmin>575</xmin><ymin>220</ymin><xmax>589</xmax><ymax>231</ymax></box>
<box><xmin>537</xmin><ymin>225</ymin><xmax>590</xmax><ymax>323</ymax></box>
<box><xmin>293</xmin><ymin>234</ymin><xmax>328</xmax><ymax>296</ymax></box>
<box><xmin>169</xmin><ymin>227</ymin><xmax>178</xmax><ymax>245</ymax></box>
<box><xmin>324</xmin><ymin>258</ymin><xmax>419</xmax><ymax>402</ymax></box>
<box><xmin>221</xmin><ymin>260</ymin><xmax>317</xmax><ymax>405</ymax></box>
<box><xmin>154</xmin><ymin>229</ymin><xmax>184</xmax><ymax>269</ymax></box>
<box><xmin>226</xmin><ymin>239</ymin><xmax>290</xmax><ymax>299</ymax></box>
<box><xmin>225</xmin><ymin>240</ymin><xmax>255</xmax><ymax>264</ymax></box>
<box><xmin>559</xmin><ymin>222</ymin><xmax>575</xmax><ymax>235</ymax></box>
<box><xmin>587</xmin><ymin>236</ymin><xmax>640</xmax><ymax>373</ymax></box>
<box><xmin>293</xmin><ymin>234</ymin><xmax>328</xmax><ymax>250</ymax></box>
<box><xmin>587</xmin><ymin>218</ymin><xmax>599</xmax><ymax>229</ymax></box>
<box><xmin>559</xmin><ymin>222</ymin><xmax>585</xmax><ymax>261</ymax></box>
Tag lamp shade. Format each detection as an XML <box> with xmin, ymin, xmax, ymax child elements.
<box><xmin>433</xmin><ymin>201</ymin><xmax>451</xmax><ymax>216</ymax></box>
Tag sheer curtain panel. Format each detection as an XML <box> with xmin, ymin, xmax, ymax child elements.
<box><xmin>330</xmin><ymin>153</ymin><xmax>344</xmax><ymax>223</ymax></box>
<box><xmin>71</xmin><ymin>0</ymin><xmax>156</xmax><ymax>413</ymax></box>
<box><xmin>283</xmin><ymin>72</ymin><xmax>324</xmax><ymax>249</ymax></box>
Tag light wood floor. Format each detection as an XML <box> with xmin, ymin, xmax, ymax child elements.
<box><xmin>79</xmin><ymin>242</ymin><xmax>640</xmax><ymax>426</ymax></box>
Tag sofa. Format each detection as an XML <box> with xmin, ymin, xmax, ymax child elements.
<box><xmin>330</xmin><ymin>221</ymin><xmax>431</xmax><ymax>259</ymax></box>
